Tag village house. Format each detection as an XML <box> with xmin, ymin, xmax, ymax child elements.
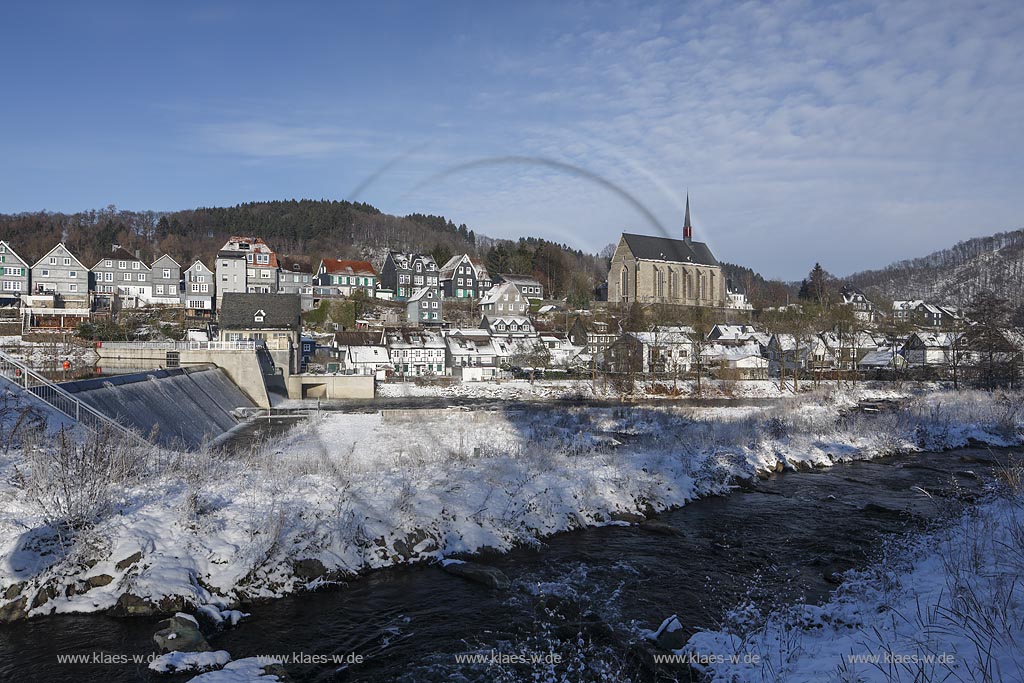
<box><xmin>479</xmin><ymin>281</ymin><xmax>529</xmax><ymax>316</ymax></box>
<box><xmin>444</xmin><ymin>329</ymin><xmax>513</xmax><ymax>381</ymax></box>
<box><xmin>215</xmin><ymin>236</ymin><xmax>280</xmax><ymax>307</ymax></box>
<box><xmin>150</xmin><ymin>254</ymin><xmax>182</xmax><ymax>306</ymax></box>
<box><xmin>0</xmin><ymin>241</ymin><xmax>30</xmax><ymax>304</ymax></box>
<box><xmin>314</xmin><ymin>259</ymin><xmax>378</xmax><ymax>297</ymax></box>
<box><xmin>183</xmin><ymin>260</ymin><xmax>215</xmax><ymax>317</ymax></box>
<box><xmin>902</xmin><ymin>332</ymin><xmax>957</xmax><ymax>367</ymax></box>
<box><xmin>386</xmin><ymin>328</ymin><xmax>447</xmax><ymax>377</ymax></box>
<box><xmin>439</xmin><ymin>254</ymin><xmax>492</xmax><ymax>299</ymax></box>
<box><xmin>701</xmin><ymin>342</ymin><xmax>769</xmax><ymax>379</ymax></box>
<box><xmin>480</xmin><ymin>315</ymin><xmax>536</xmax><ymax>338</ymax></box>
<box><xmin>539</xmin><ymin>333</ymin><xmax>585</xmax><ymax>370</ymax></box>
<box><xmin>218</xmin><ymin>292</ymin><xmax>302</xmax><ymax>351</ymax></box>
<box><xmin>333</xmin><ymin>331</ymin><xmax>391</xmax><ymax>379</ymax></box>
<box><xmin>706</xmin><ymin>324</ymin><xmax>768</xmax><ymax>348</ymax></box>
<box><xmin>607</xmin><ymin>326</ymin><xmax>694</xmax><ymax>374</ymax></box>
<box><xmin>725</xmin><ymin>287</ymin><xmax>754</xmax><ymax>310</ymax></box>
<box><xmin>839</xmin><ymin>285</ymin><xmax>878</xmax><ymax>323</ymax></box>
<box><xmin>91</xmin><ymin>246</ymin><xmax>152</xmax><ymax>309</ymax></box>
<box><xmin>277</xmin><ymin>257</ymin><xmax>316</xmax><ymax>298</ymax></box>
<box><xmin>494</xmin><ymin>273</ymin><xmax>544</xmax><ymax>300</ymax></box>
<box><xmin>380</xmin><ymin>251</ymin><xmax>439</xmax><ymax>301</ymax></box>
<box><xmin>818</xmin><ymin>330</ymin><xmax>883</xmax><ymax>371</ymax></box>
<box><xmin>766</xmin><ymin>333</ymin><xmax>835</xmax><ymax>376</ymax></box>
<box><xmin>568</xmin><ymin>317</ymin><xmax>619</xmax><ymax>358</ymax></box>
<box><xmin>893</xmin><ymin>300</ymin><xmax>960</xmax><ymax>328</ymax></box>
<box><xmin>406</xmin><ymin>286</ymin><xmax>443</xmax><ymax>325</ymax></box>
<box><xmin>607</xmin><ymin>196</ymin><xmax>726</xmax><ymax>308</ymax></box>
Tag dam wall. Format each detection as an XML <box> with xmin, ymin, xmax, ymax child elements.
<box><xmin>58</xmin><ymin>366</ymin><xmax>256</xmax><ymax>448</ymax></box>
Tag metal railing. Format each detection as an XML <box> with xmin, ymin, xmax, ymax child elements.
<box><xmin>0</xmin><ymin>349</ymin><xmax>146</xmax><ymax>443</ymax></box>
<box><xmin>96</xmin><ymin>340</ymin><xmax>258</xmax><ymax>351</ymax></box>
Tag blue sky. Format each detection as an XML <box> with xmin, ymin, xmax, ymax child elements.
<box><xmin>2</xmin><ymin>1</ymin><xmax>1023</xmax><ymax>279</ymax></box>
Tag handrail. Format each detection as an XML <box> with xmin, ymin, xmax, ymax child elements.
<box><xmin>0</xmin><ymin>349</ymin><xmax>147</xmax><ymax>444</ymax></box>
<box><xmin>96</xmin><ymin>340</ymin><xmax>258</xmax><ymax>351</ymax></box>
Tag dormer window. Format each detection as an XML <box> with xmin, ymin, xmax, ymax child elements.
<box><xmin>254</xmin><ymin>309</ymin><xmax>266</xmax><ymax>323</ymax></box>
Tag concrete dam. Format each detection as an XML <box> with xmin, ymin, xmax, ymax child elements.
<box><xmin>58</xmin><ymin>366</ymin><xmax>256</xmax><ymax>448</ymax></box>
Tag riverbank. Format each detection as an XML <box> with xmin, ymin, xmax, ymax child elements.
<box><xmin>0</xmin><ymin>385</ymin><xmax>1021</xmax><ymax>627</ymax></box>
<box><xmin>681</xmin><ymin>470</ymin><xmax>1024</xmax><ymax>683</ymax></box>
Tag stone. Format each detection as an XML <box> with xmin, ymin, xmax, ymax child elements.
<box><xmin>86</xmin><ymin>574</ymin><xmax>114</xmax><ymax>588</ymax></box>
<box><xmin>292</xmin><ymin>558</ymin><xmax>327</xmax><ymax>581</ymax></box>
<box><xmin>639</xmin><ymin>520</ymin><xmax>682</xmax><ymax>537</ymax></box>
<box><xmin>653</xmin><ymin>615</ymin><xmax>686</xmax><ymax>651</ymax></box>
<box><xmin>153</xmin><ymin>615</ymin><xmax>211</xmax><ymax>654</ymax></box>
<box><xmin>609</xmin><ymin>511</ymin><xmax>646</xmax><ymax>524</ymax></box>
<box><xmin>115</xmin><ymin>551</ymin><xmax>143</xmax><ymax>571</ymax></box>
<box><xmin>0</xmin><ymin>597</ymin><xmax>28</xmax><ymax>623</ymax></box>
<box><xmin>442</xmin><ymin>561</ymin><xmax>510</xmax><ymax>590</ymax></box>
<box><xmin>110</xmin><ymin>593</ymin><xmax>157</xmax><ymax>617</ymax></box>
<box><xmin>30</xmin><ymin>580</ymin><xmax>59</xmax><ymax>609</ymax></box>
<box><xmin>3</xmin><ymin>582</ymin><xmax>26</xmax><ymax>601</ymax></box>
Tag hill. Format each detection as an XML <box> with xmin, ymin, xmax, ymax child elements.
<box><xmin>0</xmin><ymin>201</ymin><xmax>606</xmax><ymax>303</ymax></box>
<box><xmin>846</xmin><ymin>228</ymin><xmax>1024</xmax><ymax>309</ymax></box>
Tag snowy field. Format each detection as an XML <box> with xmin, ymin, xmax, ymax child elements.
<box><xmin>1</xmin><ymin>383</ymin><xmax>1021</xmax><ymax>631</ymax></box>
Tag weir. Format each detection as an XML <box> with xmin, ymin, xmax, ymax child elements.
<box><xmin>57</xmin><ymin>366</ymin><xmax>256</xmax><ymax>448</ymax></box>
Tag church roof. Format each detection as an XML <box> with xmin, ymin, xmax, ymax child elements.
<box><xmin>621</xmin><ymin>232</ymin><xmax>719</xmax><ymax>266</ymax></box>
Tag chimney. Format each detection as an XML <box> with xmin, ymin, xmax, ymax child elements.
<box><xmin>683</xmin><ymin>193</ymin><xmax>692</xmax><ymax>241</ymax></box>
<box><xmin>111</xmin><ymin>243</ymin><xmax>120</xmax><ymax>253</ymax></box>
<box><xmin>135</xmin><ymin>249</ymin><xmax>141</xmax><ymax>259</ymax></box>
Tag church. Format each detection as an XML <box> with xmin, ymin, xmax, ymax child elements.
<box><xmin>607</xmin><ymin>196</ymin><xmax>725</xmax><ymax>308</ymax></box>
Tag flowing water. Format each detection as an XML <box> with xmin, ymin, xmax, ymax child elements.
<box><xmin>0</xmin><ymin>444</ymin><xmax>1007</xmax><ymax>683</ymax></box>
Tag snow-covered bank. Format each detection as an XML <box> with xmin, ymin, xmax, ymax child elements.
<box><xmin>376</xmin><ymin>378</ymin><xmax>941</xmax><ymax>401</ymax></box>
<box><xmin>681</xmin><ymin>473</ymin><xmax>1024</xmax><ymax>682</ymax></box>
<box><xmin>0</xmin><ymin>385</ymin><xmax>1021</xmax><ymax>624</ymax></box>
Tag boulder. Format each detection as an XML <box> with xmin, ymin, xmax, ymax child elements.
<box><xmin>0</xmin><ymin>597</ymin><xmax>28</xmax><ymax>623</ymax></box>
<box><xmin>153</xmin><ymin>614</ymin><xmax>211</xmax><ymax>653</ymax></box>
<box><xmin>292</xmin><ymin>558</ymin><xmax>327</xmax><ymax>582</ymax></box>
<box><xmin>652</xmin><ymin>614</ymin><xmax>686</xmax><ymax>651</ymax></box>
<box><xmin>441</xmin><ymin>561</ymin><xmax>510</xmax><ymax>590</ymax></box>
<box><xmin>609</xmin><ymin>511</ymin><xmax>646</xmax><ymax>524</ymax></box>
<box><xmin>115</xmin><ymin>551</ymin><xmax>143</xmax><ymax>571</ymax></box>
<box><xmin>86</xmin><ymin>574</ymin><xmax>114</xmax><ymax>588</ymax></box>
<box><xmin>110</xmin><ymin>593</ymin><xmax>157</xmax><ymax>617</ymax></box>
<box><xmin>3</xmin><ymin>582</ymin><xmax>25</xmax><ymax>601</ymax></box>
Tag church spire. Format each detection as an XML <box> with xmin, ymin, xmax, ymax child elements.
<box><xmin>683</xmin><ymin>193</ymin><xmax>692</xmax><ymax>241</ymax></box>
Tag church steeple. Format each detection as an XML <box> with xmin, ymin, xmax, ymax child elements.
<box><xmin>683</xmin><ymin>193</ymin><xmax>692</xmax><ymax>241</ymax></box>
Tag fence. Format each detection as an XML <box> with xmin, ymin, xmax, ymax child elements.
<box><xmin>96</xmin><ymin>340</ymin><xmax>258</xmax><ymax>352</ymax></box>
<box><xmin>0</xmin><ymin>349</ymin><xmax>146</xmax><ymax>443</ymax></box>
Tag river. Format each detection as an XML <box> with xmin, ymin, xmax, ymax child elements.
<box><xmin>0</xmin><ymin>442</ymin><xmax>1004</xmax><ymax>682</ymax></box>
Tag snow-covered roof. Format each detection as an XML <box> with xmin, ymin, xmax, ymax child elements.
<box><xmin>347</xmin><ymin>346</ymin><xmax>390</xmax><ymax>364</ymax></box>
<box><xmin>479</xmin><ymin>281</ymin><xmax>520</xmax><ymax>306</ymax></box>
<box><xmin>407</xmin><ymin>286</ymin><xmax>440</xmax><ymax>303</ymax></box>
<box><xmin>859</xmin><ymin>348</ymin><xmax>905</xmax><ymax>368</ymax></box>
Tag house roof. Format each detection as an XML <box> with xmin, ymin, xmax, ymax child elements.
<box><xmin>152</xmin><ymin>253</ymin><xmax>180</xmax><ymax>268</ymax></box>
<box><xmin>186</xmin><ymin>260</ymin><xmax>210</xmax><ymax>273</ymax></box>
<box><xmin>497</xmin><ymin>273</ymin><xmax>542</xmax><ymax>287</ymax></box>
<box><xmin>479</xmin><ymin>281</ymin><xmax>520</xmax><ymax>306</ymax></box>
<box><xmin>621</xmin><ymin>232</ymin><xmax>718</xmax><ymax>266</ymax></box>
<box><xmin>320</xmin><ymin>258</ymin><xmax>377</xmax><ymax>277</ymax></box>
<box><xmin>32</xmin><ymin>243</ymin><xmax>85</xmax><ymax>269</ymax></box>
<box><xmin>388</xmin><ymin>251</ymin><xmax>437</xmax><ymax>270</ymax></box>
<box><xmin>334</xmin><ymin>331</ymin><xmax>381</xmax><ymax>347</ymax></box>
<box><xmin>407</xmin><ymin>286</ymin><xmax>440</xmax><ymax>303</ymax></box>
<box><xmin>219</xmin><ymin>292</ymin><xmax>301</xmax><ymax>330</ymax></box>
<box><xmin>0</xmin><ymin>241</ymin><xmax>29</xmax><ymax>266</ymax></box>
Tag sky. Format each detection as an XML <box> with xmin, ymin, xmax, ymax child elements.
<box><xmin>1</xmin><ymin>1</ymin><xmax>1023</xmax><ymax>279</ymax></box>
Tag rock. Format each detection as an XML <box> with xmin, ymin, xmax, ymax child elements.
<box><xmin>824</xmin><ymin>571</ymin><xmax>844</xmax><ymax>585</ymax></box>
<box><xmin>610</xmin><ymin>511</ymin><xmax>646</xmax><ymax>524</ymax></box>
<box><xmin>0</xmin><ymin>597</ymin><xmax>28</xmax><ymax>623</ymax></box>
<box><xmin>261</xmin><ymin>662</ymin><xmax>294</xmax><ymax>681</ymax></box>
<box><xmin>86</xmin><ymin>574</ymin><xmax>114</xmax><ymax>588</ymax></box>
<box><xmin>292</xmin><ymin>558</ymin><xmax>328</xmax><ymax>582</ymax></box>
<box><xmin>110</xmin><ymin>593</ymin><xmax>157</xmax><ymax>617</ymax></box>
<box><xmin>30</xmin><ymin>580</ymin><xmax>59</xmax><ymax>609</ymax></box>
<box><xmin>638</xmin><ymin>520</ymin><xmax>682</xmax><ymax>537</ymax></box>
<box><xmin>652</xmin><ymin>614</ymin><xmax>686</xmax><ymax>651</ymax></box>
<box><xmin>955</xmin><ymin>470</ymin><xmax>980</xmax><ymax>480</ymax></box>
<box><xmin>115</xmin><ymin>551</ymin><xmax>143</xmax><ymax>571</ymax></box>
<box><xmin>153</xmin><ymin>615</ymin><xmax>211</xmax><ymax>653</ymax></box>
<box><xmin>441</xmin><ymin>561</ymin><xmax>510</xmax><ymax>590</ymax></box>
<box><xmin>3</xmin><ymin>582</ymin><xmax>26</xmax><ymax>601</ymax></box>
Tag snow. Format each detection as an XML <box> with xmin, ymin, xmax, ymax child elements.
<box><xmin>1</xmin><ymin>381</ymin><xmax>1021</xmax><ymax>622</ymax></box>
<box><xmin>183</xmin><ymin>657</ymin><xmax>283</xmax><ymax>681</ymax></box>
<box><xmin>149</xmin><ymin>649</ymin><xmax>231</xmax><ymax>674</ymax></box>
<box><xmin>681</xmin><ymin>491</ymin><xmax>1024</xmax><ymax>682</ymax></box>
